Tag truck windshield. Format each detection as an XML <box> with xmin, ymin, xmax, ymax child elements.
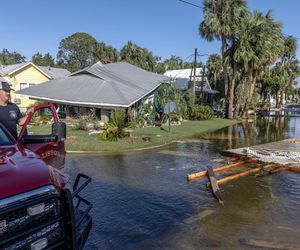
<box><xmin>0</xmin><ymin>126</ymin><xmax>15</xmax><ymax>146</ymax></box>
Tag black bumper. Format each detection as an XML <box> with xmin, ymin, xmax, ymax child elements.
<box><xmin>0</xmin><ymin>173</ymin><xmax>92</xmax><ymax>250</ymax></box>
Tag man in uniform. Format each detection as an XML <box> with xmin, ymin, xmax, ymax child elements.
<box><xmin>0</xmin><ymin>79</ymin><xmax>31</xmax><ymax>139</ymax></box>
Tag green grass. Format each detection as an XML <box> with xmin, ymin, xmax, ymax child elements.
<box><xmin>69</xmin><ymin>118</ymin><xmax>238</xmax><ymax>152</ymax></box>
<box><xmin>25</xmin><ymin>118</ymin><xmax>238</xmax><ymax>152</ymax></box>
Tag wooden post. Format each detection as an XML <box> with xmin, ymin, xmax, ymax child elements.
<box><xmin>284</xmin><ymin>166</ymin><xmax>300</xmax><ymax>174</ymax></box>
<box><xmin>206</xmin><ymin>165</ymin><xmax>224</xmax><ymax>205</ymax></box>
<box><xmin>214</xmin><ymin>164</ymin><xmax>279</xmax><ymax>186</ymax></box>
<box><xmin>193</xmin><ymin>48</ymin><xmax>197</xmax><ymax>104</ymax></box>
<box><xmin>187</xmin><ymin>160</ymin><xmax>249</xmax><ymax>182</ymax></box>
<box><xmin>255</xmin><ymin>167</ymin><xmax>287</xmax><ymax>177</ymax></box>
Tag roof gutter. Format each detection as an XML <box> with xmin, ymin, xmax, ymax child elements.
<box><xmin>25</xmin><ymin>95</ymin><xmax>129</xmax><ymax>108</ymax></box>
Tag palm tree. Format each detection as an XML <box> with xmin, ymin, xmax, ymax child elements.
<box><xmin>232</xmin><ymin>11</ymin><xmax>284</xmax><ymax>118</ymax></box>
<box><xmin>153</xmin><ymin>83</ymin><xmax>187</xmax><ymax>120</ymax></box>
<box><xmin>278</xmin><ymin>36</ymin><xmax>300</xmax><ymax>106</ymax></box>
<box><xmin>199</xmin><ymin>0</ymin><xmax>248</xmax><ymax>119</ymax></box>
<box><xmin>206</xmin><ymin>54</ymin><xmax>222</xmax><ymax>89</ymax></box>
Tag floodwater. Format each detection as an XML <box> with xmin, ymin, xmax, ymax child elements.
<box><xmin>64</xmin><ymin>115</ymin><xmax>300</xmax><ymax>249</ymax></box>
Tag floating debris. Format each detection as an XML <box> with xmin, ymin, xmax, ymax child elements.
<box><xmin>244</xmin><ymin>147</ymin><xmax>300</xmax><ymax>165</ymax></box>
<box><xmin>223</xmin><ymin>138</ymin><xmax>300</xmax><ymax>166</ymax></box>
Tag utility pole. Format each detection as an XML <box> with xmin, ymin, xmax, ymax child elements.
<box><xmin>200</xmin><ymin>65</ymin><xmax>205</xmax><ymax>103</ymax></box>
<box><xmin>193</xmin><ymin>48</ymin><xmax>197</xmax><ymax>104</ymax></box>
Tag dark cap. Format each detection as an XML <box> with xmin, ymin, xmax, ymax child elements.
<box><xmin>0</xmin><ymin>81</ymin><xmax>14</xmax><ymax>91</ymax></box>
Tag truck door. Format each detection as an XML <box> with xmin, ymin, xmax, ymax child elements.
<box><xmin>17</xmin><ymin>103</ymin><xmax>66</xmax><ymax>169</ymax></box>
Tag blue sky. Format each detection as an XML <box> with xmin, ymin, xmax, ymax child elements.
<box><xmin>1</xmin><ymin>0</ymin><xmax>300</xmax><ymax>64</ymax></box>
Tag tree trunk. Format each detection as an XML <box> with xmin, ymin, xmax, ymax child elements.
<box><xmin>227</xmin><ymin>79</ymin><xmax>235</xmax><ymax>119</ymax></box>
<box><xmin>280</xmin><ymin>89</ymin><xmax>284</xmax><ymax>106</ymax></box>
<box><xmin>227</xmin><ymin>60</ymin><xmax>238</xmax><ymax>119</ymax></box>
<box><xmin>221</xmin><ymin>34</ymin><xmax>229</xmax><ymax>118</ymax></box>
<box><xmin>275</xmin><ymin>90</ymin><xmax>280</xmax><ymax>108</ymax></box>
<box><xmin>242</xmin><ymin>71</ymin><xmax>258</xmax><ymax>119</ymax></box>
<box><xmin>213</xmin><ymin>72</ymin><xmax>217</xmax><ymax>89</ymax></box>
<box><xmin>233</xmin><ymin>100</ymin><xmax>240</xmax><ymax>119</ymax></box>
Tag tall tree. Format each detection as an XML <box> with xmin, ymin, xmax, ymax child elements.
<box><xmin>57</xmin><ymin>32</ymin><xmax>98</xmax><ymax>72</ymax></box>
<box><xmin>120</xmin><ymin>41</ymin><xmax>158</xmax><ymax>72</ymax></box>
<box><xmin>233</xmin><ymin>11</ymin><xmax>284</xmax><ymax>118</ymax></box>
<box><xmin>0</xmin><ymin>49</ymin><xmax>26</xmax><ymax>65</ymax></box>
<box><xmin>278</xmin><ymin>36</ymin><xmax>300</xmax><ymax>106</ymax></box>
<box><xmin>94</xmin><ymin>42</ymin><xmax>119</xmax><ymax>64</ymax></box>
<box><xmin>199</xmin><ymin>0</ymin><xmax>248</xmax><ymax>119</ymax></box>
<box><xmin>206</xmin><ymin>53</ymin><xmax>222</xmax><ymax>89</ymax></box>
<box><xmin>32</xmin><ymin>52</ymin><xmax>55</xmax><ymax>66</ymax></box>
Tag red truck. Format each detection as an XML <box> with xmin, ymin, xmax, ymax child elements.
<box><xmin>0</xmin><ymin>103</ymin><xmax>92</xmax><ymax>250</ymax></box>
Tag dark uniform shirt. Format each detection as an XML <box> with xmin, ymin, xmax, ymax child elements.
<box><xmin>0</xmin><ymin>102</ymin><xmax>21</xmax><ymax>139</ymax></box>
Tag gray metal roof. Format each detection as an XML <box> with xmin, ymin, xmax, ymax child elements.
<box><xmin>0</xmin><ymin>63</ymin><xmax>28</xmax><ymax>75</ymax></box>
<box><xmin>37</xmin><ymin>66</ymin><xmax>70</xmax><ymax>79</ymax></box>
<box><xmin>16</xmin><ymin>62</ymin><xmax>169</xmax><ymax>108</ymax></box>
<box><xmin>164</xmin><ymin>68</ymin><xmax>219</xmax><ymax>94</ymax></box>
<box><xmin>0</xmin><ymin>62</ymin><xmax>70</xmax><ymax>79</ymax></box>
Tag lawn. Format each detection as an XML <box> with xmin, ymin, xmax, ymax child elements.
<box><xmin>25</xmin><ymin>118</ymin><xmax>238</xmax><ymax>152</ymax></box>
<box><xmin>67</xmin><ymin>118</ymin><xmax>238</xmax><ymax>152</ymax></box>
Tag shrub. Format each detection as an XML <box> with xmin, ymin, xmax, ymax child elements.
<box><xmin>75</xmin><ymin>115</ymin><xmax>93</xmax><ymax>130</ymax></box>
<box><xmin>170</xmin><ymin>112</ymin><xmax>180</xmax><ymax>122</ymax></box>
<box><xmin>189</xmin><ymin>105</ymin><xmax>214</xmax><ymax>120</ymax></box>
<box><xmin>128</xmin><ymin>119</ymin><xmax>138</xmax><ymax>129</ymax></box>
<box><xmin>74</xmin><ymin>110</ymin><xmax>98</xmax><ymax>131</ymax></box>
<box><xmin>99</xmin><ymin>110</ymin><xmax>127</xmax><ymax>141</ymax></box>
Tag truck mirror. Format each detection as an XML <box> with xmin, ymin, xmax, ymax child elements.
<box><xmin>52</xmin><ymin>122</ymin><xmax>66</xmax><ymax>142</ymax></box>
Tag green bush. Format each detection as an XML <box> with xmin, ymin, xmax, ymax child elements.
<box><xmin>99</xmin><ymin>110</ymin><xmax>127</xmax><ymax>141</ymax></box>
<box><xmin>128</xmin><ymin>119</ymin><xmax>138</xmax><ymax>129</ymax></box>
<box><xmin>189</xmin><ymin>105</ymin><xmax>213</xmax><ymax>120</ymax></box>
<box><xmin>170</xmin><ymin>112</ymin><xmax>180</xmax><ymax>122</ymax></box>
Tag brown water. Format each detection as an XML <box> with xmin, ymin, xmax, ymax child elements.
<box><xmin>64</xmin><ymin>116</ymin><xmax>300</xmax><ymax>249</ymax></box>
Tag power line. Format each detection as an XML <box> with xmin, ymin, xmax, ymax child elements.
<box><xmin>184</xmin><ymin>53</ymin><xmax>195</xmax><ymax>62</ymax></box>
<box><xmin>178</xmin><ymin>0</ymin><xmax>203</xmax><ymax>9</ymax></box>
<box><xmin>197</xmin><ymin>53</ymin><xmax>209</xmax><ymax>57</ymax></box>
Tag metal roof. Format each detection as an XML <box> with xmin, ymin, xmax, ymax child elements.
<box><xmin>164</xmin><ymin>68</ymin><xmax>218</xmax><ymax>94</ymax></box>
<box><xmin>37</xmin><ymin>66</ymin><xmax>70</xmax><ymax>79</ymax></box>
<box><xmin>0</xmin><ymin>62</ymin><xmax>70</xmax><ymax>79</ymax></box>
<box><xmin>164</xmin><ymin>68</ymin><xmax>203</xmax><ymax>79</ymax></box>
<box><xmin>16</xmin><ymin>61</ymin><xmax>169</xmax><ymax>108</ymax></box>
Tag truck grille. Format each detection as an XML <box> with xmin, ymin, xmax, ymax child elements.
<box><xmin>0</xmin><ymin>185</ymin><xmax>66</xmax><ymax>250</ymax></box>
<box><xmin>2</xmin><ymin>222</ymin><xmax>63</xmax><ymax>250</ymax></box>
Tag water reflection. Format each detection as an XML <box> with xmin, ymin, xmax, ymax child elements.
<box><xmin>64</xmin><ymin>115</ymin><xmax>300</xmax><ymax>249</ymax></box>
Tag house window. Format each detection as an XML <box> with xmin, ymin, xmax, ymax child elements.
<box><xmin>20</xmin><ymin>82</ymin><xmax>28</xmax><ymax>89</ymax></box>
<box><xmin>29</xmin><ymin>83</ymin><xmax>36</xmax><ymax>88</ymax></box>
<box><xmin>14</xmin><ymin>99</ymin><xmax>21</xmax><ymax>104</ymax></box>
